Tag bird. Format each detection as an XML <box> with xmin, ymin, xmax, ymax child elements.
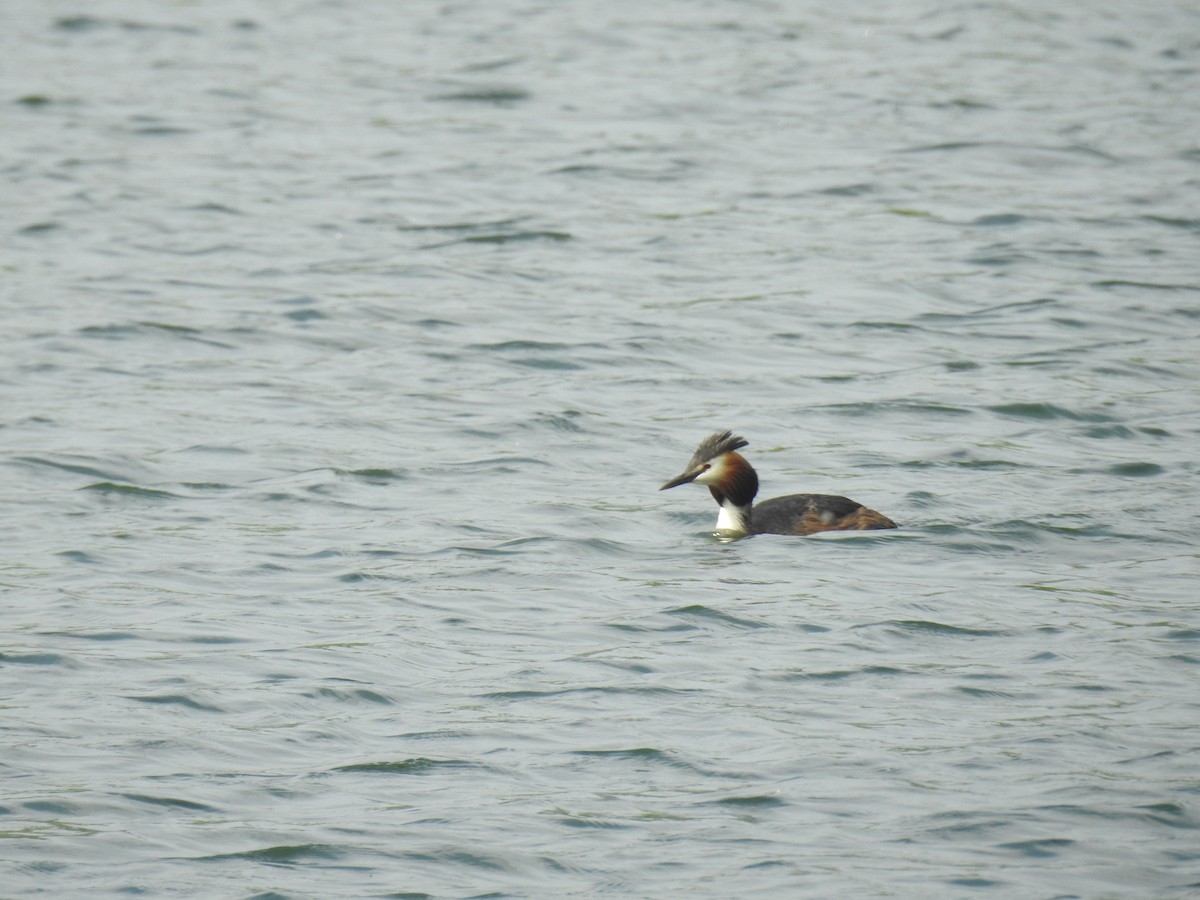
<box><xmin>659</xmin><ymin>430</ymin><xmax>897</xmax><ymax>537</ymax></box>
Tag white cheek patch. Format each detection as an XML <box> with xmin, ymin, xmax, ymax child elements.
<box><xmin>693</xmin><ymin>457</ymin><xmax>725</xmax><ymax>486</ymax></box>
<box><xmin>819</xmin><ymin>510</ymin><xmax>836</xmax><ymax>525</ymax></box>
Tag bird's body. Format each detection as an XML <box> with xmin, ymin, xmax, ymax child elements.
<box><xmin>660</xmin><ymin>431</ymin><xmax>897</xmax><ymax>538</ymax></box>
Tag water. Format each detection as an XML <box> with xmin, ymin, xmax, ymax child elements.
<box><xmin>3</xmin><ymin>0</ymin><xmax>1199</xmax><ymax>896</ymax></box>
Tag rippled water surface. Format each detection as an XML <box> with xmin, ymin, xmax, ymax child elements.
<box><xmin>3</xmin><ymin>0</ymin><xmax>1199</xmax><ymax>896</ymax></box>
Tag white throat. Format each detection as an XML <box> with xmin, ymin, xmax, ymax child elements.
<box><xmin>714</xmin><ymin>500</ymin><xmax>750</xmax><ymax>536</ymax></box>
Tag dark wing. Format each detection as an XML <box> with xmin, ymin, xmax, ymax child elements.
<box><xmin>751</xmin><ymin>494</ymin><xmax>896</xmax><ymax>536</ymax></box>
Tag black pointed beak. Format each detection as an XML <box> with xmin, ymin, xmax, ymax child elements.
<box><xmin>659</xmin><ymin>469</ymin><xmax>700</xmax><ymax>491</ymax></box>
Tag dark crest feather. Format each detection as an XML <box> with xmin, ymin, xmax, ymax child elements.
<box><xmin>689</xmin><ymin>430</ymin><xmax>749</xmax><ymax>468</ymax></box>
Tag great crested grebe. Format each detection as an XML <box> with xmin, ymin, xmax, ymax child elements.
<box><xmin>660</xmin><ymin>431</ymin><xmax>897</xmax><ymax>537</ymax></box>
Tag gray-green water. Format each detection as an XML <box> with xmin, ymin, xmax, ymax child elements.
<box><xmin>3</xmin><ymin>1</ymin><xmax>1199</xmax><ymax>897</ymax></box>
